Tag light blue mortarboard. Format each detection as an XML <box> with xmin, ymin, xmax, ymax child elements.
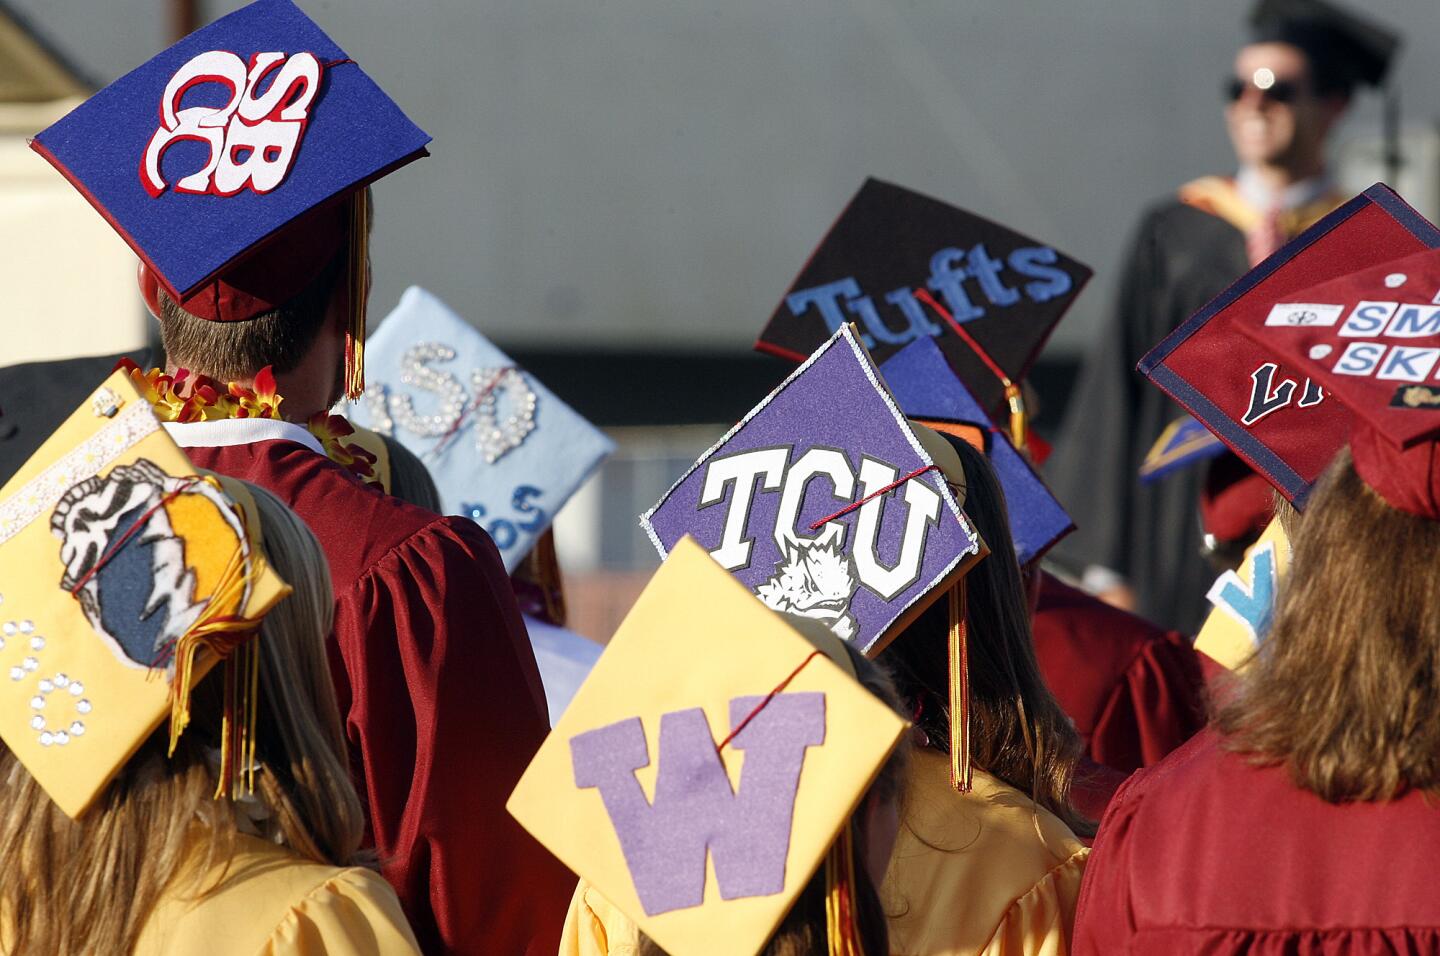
<box><xmin>350</xmin><ymin>286</ymin><xmax>615</xmax><ymax>571</ymax></box>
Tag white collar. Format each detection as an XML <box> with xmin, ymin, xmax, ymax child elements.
<box><xmin>1235</xmin><ymin>166</ymin><xmax>1333</xmax><ymax>213</ymax></box>
<box><xmin>163</xmin><ymin>418</ymin><xmax>325</xmax><ymax>457</ymax></box>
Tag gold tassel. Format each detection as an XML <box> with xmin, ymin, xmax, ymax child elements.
<box><xmin>949</xmin><ymin>581</ymin><xmax>973</xmax><ymax>793</ymax></box>
<box><xmin>824</xmin><ymin>821</ymin><xmax>862</xmax><ymax>956</ymax></box>
<box><xmin>343</xmin><ymin>192</ymin><xmax>370</xmax><ymax>401</ymax></box>
<box><xmin>1004</xmin><ymin>381</ymin><xmax>1028</xmax><ymax>453</ymax></box>
<box><xmin>162</xmin><ymin>515</ymin><xmax>266</xmax><ymax>801</ymax></box>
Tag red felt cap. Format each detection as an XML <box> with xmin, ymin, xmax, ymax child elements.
<box><xmin>1238</xmin><ymin>246</ymin><xmax>1440</xmax><ymax>518</ymax></box>
<box><xmin>1200</xmin><ymin>454</ymin><xmax>1276</xmax><ymax>542</ymax></box>
<box><xmin>137</xmin><ymin>198</ymin><xmax>349</xmax><ymax>322</ymax></box>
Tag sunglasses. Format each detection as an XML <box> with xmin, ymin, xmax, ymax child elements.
<box><xmin>1224</xmin><ymin>76</ymin><xmax>1303</xmax><ymax>104</ymax></box>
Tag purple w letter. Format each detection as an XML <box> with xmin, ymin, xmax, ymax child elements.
<box><xmin>570</xmin><ymin>692</ymin><xmax>826</xmax><ymax>916</ymax></box>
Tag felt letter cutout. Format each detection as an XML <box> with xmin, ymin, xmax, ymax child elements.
<box><xmin>142</xmin><ymin>50</ymin><xmax>323</xmax><ymax>197</ymax></box>
<box><xmin>569</xmin><ymin>693</ymin><xmax>826</xmax><ymax>916</ymax></box>
<box><xmin>1206</xmin><ymin>541</ymin><xmax>1278</xmax><ymax>641</ymax></box>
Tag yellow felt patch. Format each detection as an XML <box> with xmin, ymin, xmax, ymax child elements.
<box><xmin>1195</xmin><ymin>517</ymin><xmax>1291</xmax><ymax>671</ymax></box>
<box><xmin>0</xmin><ymin>371</ymin><xmax>290</xmax><ymax>818</ymax></box>
<box><xmin>508</xmin><ymin>537</ymin><xmax>905</xmax><ymax>956</ymax></box>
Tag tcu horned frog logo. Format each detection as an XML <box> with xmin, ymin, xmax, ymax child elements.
<box><xmin>141</xmin><ymin>50</ymin><xmax>323</xmax><ymax>197</ymax></box>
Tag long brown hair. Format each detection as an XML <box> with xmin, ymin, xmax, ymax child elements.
<box><xmin>1216</xmin><ymin>448</ymin><xmax>1440</xmax><ymax>801</ymax></box>
<box><xmin>0</xmin><ymin>482</ymin><xmax>366</xmax><ymax>956</ymax></box>
<box><xmin>639</xmin><ymin>645</ymin><xmax>908</xmax><ymax>956</ymax></box>
<box><xmin>880</xmin><ymin>435</ymin><xmax>1092</xmax><ymax>836</ymax></box>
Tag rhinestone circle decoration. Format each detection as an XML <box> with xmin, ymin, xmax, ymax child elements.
<box><xmin>363</xmin><ymin>386</ymin><xmax>396</xmax><ymax>437</ymax></box>
<box><xmin>1385</xmin><ymin>273</ymin><xmax>1408</xmax><ymax>288</ymax></box>
<box><xmin>389</xmin><ymin>342</ymin><xmax>467</xmax><ymax>437</ymax></box>
<box><xmin>472</xmin><ymin>368</ymin><xmax>537</xmax><ymax>464</ymax></box>
<box><xmin>30</xmin><ymin>672</ymin><xmax>89</xmax><ymax>747</ymax></box>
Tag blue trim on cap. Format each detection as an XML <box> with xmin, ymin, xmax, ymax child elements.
<box><xmin>1146</xmin><ymin>364</ymin><xmax>1309</xmax><ymax>501</ymax></box>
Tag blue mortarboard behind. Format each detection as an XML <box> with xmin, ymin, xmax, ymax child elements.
<box><xmin>350</xmin><ymin>287</ymin><xmax>616</xmax><ymax>572</ymax></box>
<box><xmin>881</xmin><ymin>337</ymin><xmax>1074</xmax><ymax>566</ymax></box>
<box><xmin>1138</xmin><ymin>416</ymin><xmax>1227</xmax><ymax>483</ymax></box>
<box><xmin>32</xmin><ymin>0</ymin><xmax>430</xmax><ymax>302</ymax></box>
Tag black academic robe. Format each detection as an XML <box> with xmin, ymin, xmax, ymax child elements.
<box><xmin>1046</xmin><ymin>201</ymin><xmax>1249</xmax><ymax>633</ymax></box>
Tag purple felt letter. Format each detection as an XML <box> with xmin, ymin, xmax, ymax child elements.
<box><xmin>570</xmin><ymin>692</ymin><xmax>826</xmax><ymax>916</ymax></box>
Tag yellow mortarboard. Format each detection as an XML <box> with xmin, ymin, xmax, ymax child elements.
<box><xmin>507</xmin><ymin>537</ymin><xmax>906</xmax><ymax>956</ymax></box>
<box><xmin>0</xmin><ymin>371</ymin><xmax>290</xmax><ymax>818</ymax></box>
<box><xmin>1195</xmin><ymin>516</ymin><xmax>1291</xmax><ymax>671</ymax></box>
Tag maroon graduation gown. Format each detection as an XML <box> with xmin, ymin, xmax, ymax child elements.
<box><xmin>1075</xmin><ymin>728</ymin><xmax>1440</xmax><ymax>954</ymax></box>
<box><xmin>1032</xmin><ymin>572</ymin><xmax>1207</xmax><ymax>774</ymax></box>
<box><xmin>180</xmin><ymin>428</ymin><xmax>573</xmax><ymax>955</ymax></box>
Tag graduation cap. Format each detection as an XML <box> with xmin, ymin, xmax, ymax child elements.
<box><xmin>642</xmin><ymin>325</ymin><xmax>985</xmax><ymax>657</ymax></box>
<box><xmin>879</xmin><ymin>336</ymin><xmax>1073</xmax><ymax>566</ymax></box>
<box><xmin>30</xmin><ymin>0</ymin><xmax>431</xmax><ymax>399</ymax></box>
<box><xmin>0</xmin><ymin>371</ymin><xmax>291</xmax><ymax>817</ymax></box>
<box><xmin>1139</xmin><ymin>416</ymin><xmax>1227</xmax><ymax>482</ymax></box>
<box><xmin>1140</xmin><ymin>184</ymin><xmax>1440</xmax><ymax>507</ymax></box>
<box><xmin>348</xmin><ymin>287</ymin><xmax>615</xmax><ymax>572</ymax></box>
<box><xmin>507</xmin><ymin>537</ymin><xmax>907</xmax><ymax>956</ymax></box>
<box><xmin>754</xmin><ymin>179</ymin><xmax>1091</xmax><ymax>428</ymax></box>
<box><xmin>1237</xmin><ymin>245</ymin><xmax>1440</xmax><ymax>518</ymax></box>
<box><xmin>1250</xmin><ymin>0</ymin><xmax>1400</xmax><ymax>95</ymax></box>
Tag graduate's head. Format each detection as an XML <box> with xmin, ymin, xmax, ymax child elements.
<box><xmin>1216</xmin><ymin>449</ymin><xmax>1440</xmax><ymax>801</ymax></box>
<box><xmin>1226</xmin><ymin>0</ymin><xmax>1398</xmax><ymax>175</ymax></box>
<box><xmin>879</xmin><ymin>435</ymin><xmax>1092</xmax><ymax>837</ymax></box>
<box><xmin>0</xmin><ymin>478</ymin><xmax>365</xmax><ymax>955</ymax></box>
<box><xmin>1225</xmin><ymin>41</ymin><xmax>1348</xmax><ymax>173</ymax></box>
<box><xmin>154</xmin><ymin>189</ymin><xmax>374</xmax><ymax>417</ymax></box>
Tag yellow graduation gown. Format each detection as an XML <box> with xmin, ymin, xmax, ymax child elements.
<box><xmin>881</xmin><ymin>750</ymin><xmax>1089</xmax><ymax>956</ymax></box>
<box><xmin>133</xmin><ymin>833</ymin><xmax>421</xmax><ymax>955</ymax></box>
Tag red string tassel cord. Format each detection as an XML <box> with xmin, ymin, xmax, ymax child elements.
<box><xmin>912</xmin><ymin>288</ymin><xmax>1029</xmax><ymax>452</ymax></box>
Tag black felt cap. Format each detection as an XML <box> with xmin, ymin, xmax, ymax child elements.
<box><xmin>1250</xmin><ymin>0</ymin><xmax>1400</xmax><ymax>93</ymax></box>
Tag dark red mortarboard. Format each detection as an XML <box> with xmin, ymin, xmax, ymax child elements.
<box><xmin>1239</xmin><ymin>246</ymin><xmax>1440</xmax><ymax>519</ymax></box>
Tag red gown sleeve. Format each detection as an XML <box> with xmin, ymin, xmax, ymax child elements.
<box><xmin>333</xmin><ymin>516</ymin><xmax>572</xmax><ymax>955</ymax></box>
<box><xmin>1087</xmin><ymin>630</ymin><xmax>1208</xmax><ymax>773</ymax></box>
<box><xmin>1071</xmin><ymin>770</ymin><xmax>1148</xmax><ymax>954</ymax></box>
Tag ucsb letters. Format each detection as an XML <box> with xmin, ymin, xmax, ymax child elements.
<box><xmin>785</xmin><ymin>244</ymin><xmax>1073</xmax><ymax>349</ymax></box>
<box><xmin>143</xmin><ymin>50</ymin><xmax>323</xmax><ymax>197</ymax></box>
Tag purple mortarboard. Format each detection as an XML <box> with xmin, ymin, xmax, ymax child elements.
<box><xmin>1140</xmin><ymin>184</ymin><xmax>1440</xmax><ymax>504</ymax></box>
<box><xmin>31</xmin><ymin>0</ymin><xmax>430</xmax><ymax>397</ymax></box>
<box><xmin>754</xmin><ymin>178</ymin><xmax>1091</xmax><ymax>425</ymax></box>
<box><xmin>880</xmin><ymin>337</ymin><xmax>1073</xmax><ymax>566</ymax></box>
<box><xmin>641</xmin><ymin>326</ymin><xmax>985</xmax><ymax>656</ymax></box>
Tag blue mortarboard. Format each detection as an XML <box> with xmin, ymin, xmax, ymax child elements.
<box><xmin>32</xmin><ymin>0</ymin><xmax>430</xmax><ymax>396</ymax></box>
<box><xmin>349</xmin><ymin>287</ymin><xmax>616</xmax><ymax>572</ymax></box>
<box><xmin>879</xmin><ymin>337</ymin><xmax>1074</xmax><ymax>566</ymax></box>
<box><xmin>1138</xmin><ymin>416</ymin><xmax>1227</xmax><ymax>483</ymax></box>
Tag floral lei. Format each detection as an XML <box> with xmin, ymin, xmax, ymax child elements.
<box><xmin>118</xmin><ymin>359</ymin><xmax>381</xmax><ymax>486</ymax></box>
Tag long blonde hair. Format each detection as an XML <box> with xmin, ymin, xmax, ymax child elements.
<box><xmin>0</xmin><ymin>481</ymin><xmax>365</xmax><ymax>956</ymax></box>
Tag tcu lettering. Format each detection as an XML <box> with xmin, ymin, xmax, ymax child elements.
<box><xmin>142</xmin><ymin>50</ymin><xmax>323</xmax><ymax>197</ymax></box>
<box><xmin>700</xmin><ymin>446</ymin><xmax>942</xmax><ymax>602</ymax></box>
<box><xmin>785</xmin><ymin>243</ymin><xmax>1072</xmax><ymax>350</ymax></box>
<box><xmin>1241</xmin><ymin>363</ymin><xmax>1324</xmax><ymax>426</ymax></box>
<box><xmin>570</xmin><ymin>693</ymin><xmax>824</xmax><ymax>916</ymax></box>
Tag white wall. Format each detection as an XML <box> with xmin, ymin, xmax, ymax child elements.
<box><xmin>10</xmin><ymin>0</ymin><xmax>1440</xmax><ymax>357</ymax></box>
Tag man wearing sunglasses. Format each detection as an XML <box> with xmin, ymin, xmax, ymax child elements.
<box><xmin>1046</xmin><ymin>0</ymin><xmax>1398</xmax><ymax>634</ymax></box>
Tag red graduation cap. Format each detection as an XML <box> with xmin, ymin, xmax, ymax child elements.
<box><xmin>1139</xmin><ymin>184</ymin><xmax>1440</xmax><ymax>506</ymax></box>
<box><xmin>1238</xmin><ymin>247</ymin><xmax>1440</xmax><ymax>518</ymax></box>
<box><xmin>30</xmin><ymin>0</ymin><xmax>431</xmax><ymax>398</ymax></box>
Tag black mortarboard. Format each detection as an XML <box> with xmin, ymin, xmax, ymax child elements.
<box><xmin>1250</xmin><ymin>0</ymin><xmax>1400</xmax><ymax>94</ymax></box>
